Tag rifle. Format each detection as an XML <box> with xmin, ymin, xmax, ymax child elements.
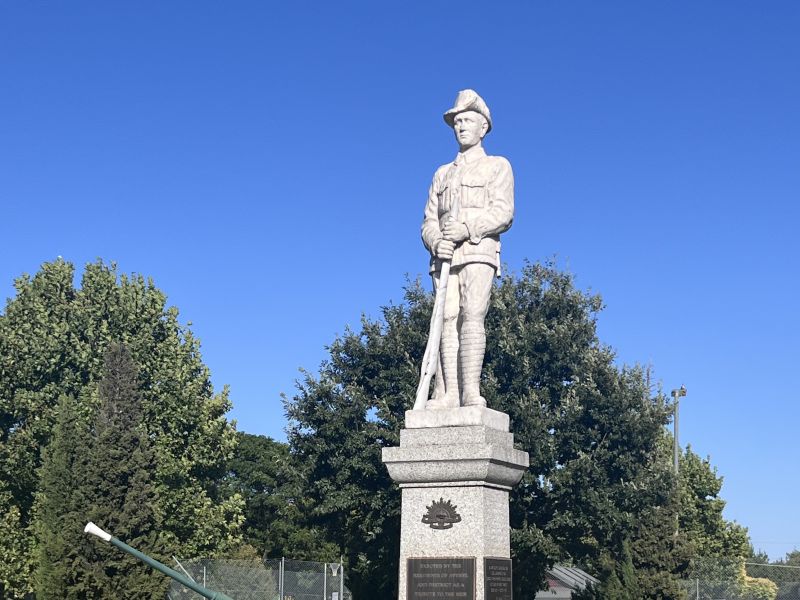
<box><xmin>413</xmin><ymin>198</ymin><xmax>461</xmax><ymax>410</ymax></box>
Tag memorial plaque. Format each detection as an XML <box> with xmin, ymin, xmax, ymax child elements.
<box><xmin>408</xmin><ymin>557</ymin><xmax>475</xmax><ymax>600</ymax></box>
<box><xmin>484</xmin><ymin>558</ymin><xmax>512</xmax><ymax>600</ymax></box>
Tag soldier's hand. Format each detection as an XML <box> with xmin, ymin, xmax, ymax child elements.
<box><xmin>434</xmin><ymin>240</ymin><xmax>455</xmax><ymax>260</ymax></box>
<box><xmin>442</xmin><ymin>220</ymin><xmax>469</xmax><ymax>243</ymax></box>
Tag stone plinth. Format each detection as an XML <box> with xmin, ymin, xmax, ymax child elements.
<box><xmin>382</xmin><ymin>407</ymin><xmax>529</xmax><ymax>600</ymax></box>
<box><xmin>404</xmin><ymin>406</ymin><xmax>510</xmax><ymax>431</ymax></box>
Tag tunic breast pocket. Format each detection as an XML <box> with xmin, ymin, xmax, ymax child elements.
<box><xmin>460</xmin><ymin>182</ymin><xmax>486</xmax><ymax>209</ymax></box>
<box><xmin>437</xmin><ymin>185</ymin><xmax>452</xmax><ymax>216</ymax></box>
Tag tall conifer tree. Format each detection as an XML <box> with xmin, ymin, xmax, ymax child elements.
<box><xmin>34</xmin><ymin>345</ymin><xmax>170</xmax><ymax>598</ymax></box>
<box><xmin>33</xmin><ymin>393</ymin><xmax>91</xmax><ymax>598</ymax></box>
<box><xmin>81</xmin><ymin>343</ymin><xmax>169</xmax><ymax>598</ymax></box>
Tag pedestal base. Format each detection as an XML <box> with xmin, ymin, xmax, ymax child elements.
<box><xmin>382</xmin><ymin>410</ymin><xmax>529</xmax><ymax>600</ymax></box>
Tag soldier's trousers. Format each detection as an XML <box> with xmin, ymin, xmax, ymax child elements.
<box><xmin>431</xmin><ymin>262</ymin><xmax>495</xmax><ymax>407</ymax></box>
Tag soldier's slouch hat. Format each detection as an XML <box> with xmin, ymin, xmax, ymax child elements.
<box><xmin>443</xmin><ymin>89</ymin><xmax>492</xmax><ymax>133</ymax></box>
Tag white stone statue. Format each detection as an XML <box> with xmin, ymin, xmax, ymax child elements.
<box><xmin>414</xmin><ymin>90</ymin><xmax>514</xmax><ymax>411</ymax></box>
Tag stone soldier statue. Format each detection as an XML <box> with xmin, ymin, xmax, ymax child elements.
<box><xmin>419</xmin><ymin>90</ymin><xmax>514</xmax><ymax>409</ymax></box>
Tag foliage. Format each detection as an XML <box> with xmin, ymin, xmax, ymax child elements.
<box><xmin>81</xmin><ymin>343</ymin><xmax>170</xmax><ymax>597</ymax></box>
<box><xmin>572</xmin><ymin>542</ymin><xmax>643</xmax><ymax>600</ymax></box>
<box><xmin>487</xmin><ymin>264</ymin><xmax>683</xmax><ymax>596</ymax></box>
<box><xmin>741</xmin><ymin>571</ymin><xmax>779</xmax><ymax>600</ymax></box>
<box><xmin>745</xmin><ymin>550</ymin><xmax>800</xmax><ymax>600</ymax></box>
<box><xmin>283</xmin><ymin>262</ymin><xmax>689</xmax><ymax>597</ymax></box>
<box><xmin>749</xmin><ymin>548</ymin><xmax>772</xmax><ymax>564</ymax></box>
<box><xmin>678</xmin><ymin>444</ymin><xmax>750</xmax><ymax>559</ymax></box>
<box><xmin>36</xmin><ymin>345</ymin><xmax>170</xmax><ymax>598</ymax></box>
<box><xmin>225</xmin><ymin>432</ymin><xmax>290</xmax><ymax>556</ymax></box>
<box><xmin>33</xmin><ymin>393</ymin><xmax>93</xmax><ymax>598</ymax></box>
<box><xmin>689</xmin><ymin>557</ymin><xmax>779</xmax><ymax>600</ymax></box>
<box><xmin>627</xmin><ymin>479</ymin><xmax>691</xmax><ymax>597</ymax></box>
<box><xmin>0</xmin><ymin>259</ymin><xmax>243</xmax><ymax>596</ymax></box>
<box><xmin>603</xmin><ymin>543</ymin><xmax>641</xmax><ymax>600</ymax></box>
<box><xmin>224</xmin><ymin>431</ymin><xmax>339</xmax><ymax>561</ymax></box>
<box><xmin>0</xmin><ymin>485</ymin><xmax>34</xmax><ymax>598</ymax></box>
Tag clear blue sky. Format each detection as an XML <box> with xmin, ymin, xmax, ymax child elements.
<box><xmin>2</xmin><ymin>2</ymin><xmax>798</xmax><ymax>560</ymax></box>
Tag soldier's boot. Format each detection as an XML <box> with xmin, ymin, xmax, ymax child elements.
<box><xmin>427</xmin><ymin>316</ymin><xmax>460</xmax><ymax>409</ymax></box>
<box><xmin>459</xmin><ymin>320</ymin><xmax>487</xmax><ymax>407</ymax></box>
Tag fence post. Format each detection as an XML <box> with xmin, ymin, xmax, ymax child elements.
<box><xmin>340</xmin><ymin>561</ymin><xmax>344</xmax><ymax>600</ymax></box>
<box><xmin>696</xmin><ymin>577</ymin><xmax>699</xmax><ymax>600</ymax></box>
<box><xmin>323</xmin><ymin>562</ymin><xmax>327</xmax><ymax>600</ymax></box>
<box><xmin>280</xmin><ymin>557</ymin><xmax>284</xmax><ymax>600</ymax></box>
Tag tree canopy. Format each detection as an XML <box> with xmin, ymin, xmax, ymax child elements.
<box><xmin>0</xmin><ymin>259</ymin><xmax>243</xmax><ymax>598</ymax></box>
<box><xmin>1</xmin><ymin>258</ymin><xmax>753</xmax><ymax>598</ymax></box>
<box><xmin>282</xmin><ymin>262</ymin><xmax>708</xmax><ymax>597</ymax></box>
<box><xmin>678</xmin><ymin>444</ymin><xmax>749</xmax><ymax>558</ymax></box>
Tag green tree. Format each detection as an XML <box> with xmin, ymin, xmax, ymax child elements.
<box><xmin>224</xmin><ymin>431</ymin><xmax>338</xmax><ymax>560</ymax></box>
<box><xmin>603</xmin><ymin>542</ymin><xmax>641</xmax><ymax>599</ymax></box>
<box><xmin>79</xmin><ymin>343</ymin><xmax>170</xmax><ymax>598</ymax></box>
<box><xmin>572</xmin><ymin>542</ymin><xmax>644</xmax><ymax>600</ymax></box>
<box><xmin>749</xmin><ymin>548</ymin><xmax>772</xmax><ymax>564</ymax></box>
<box><xmin>33</xmin><ymin>393</ymin><xmax>92</xmax><ymax>599</ymax></box>
<box><xmin>284</xmin><ymin>282</ymin><xmax>424</xmax><ymax>598</ymax></box>
<box><xmin>746</xmin><ymin>550</ymin><xmax>800</xmax><ymax>600</ymax></box>
<box><xmin>783</xmin><ymin>551</ymin><xmax>800</xmax><ymax>566</ymax></box>
<box><xmin>284</xmin><ymin>262</ymin><xmax>687</xmax><ymax>597</ymax></box>
<box><xmin>628</xmin><ymin>478</ymin><xmax>692</xmax><ymax>597</ymax></box>
<box><xmin>486</xmin><ymin>264</ymin><xmax>680</xmax><ymax>596</ymax></box>
<box><xmin>0</xmin><ymin>487</ymin><xmax>33</xmax><ymax>598</ymax></box>
<box><xmin>225</xmin><ymin>432</ymin><xmax>289</xmax><ymax>555</ymax></box>
<box><xmin>678</xmin><ymin>444</ymin><xmax>750</xmax><ymax>558</ymax></box>
<box><xmin>0</xmin><ymin>259</ymin><xmax>243</xmax><ymax>596</ymax></box>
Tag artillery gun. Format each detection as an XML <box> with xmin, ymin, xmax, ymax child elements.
<box><xmin>84</xmin><ymin>522</ymin><xmax>235</xmax><ymax>600</ymax></box>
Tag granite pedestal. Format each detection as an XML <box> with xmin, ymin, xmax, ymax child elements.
<box><xmin>382</xmin><ymin>407</ymin><xmax>529</xmax><ymax>600</ymax></box>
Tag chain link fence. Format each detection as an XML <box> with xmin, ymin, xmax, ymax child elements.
<box><xmin>745</xmin><ymin>563</ymin><xmax>800</xmax><ymax>600</ymax></box>
<box><xmin>167</xmin><ymin>557</ymin><xmax>352</xmax><ymax>600</ymax></box>
<box><xmin>264</xmin><ymin>558</ymin><xmax>350</xmax><ymax>600</ymax></box>
<box><xmin>681</xmin><ymin>558</ymin><xmax>800</xmax><ymax>600</ymax></box>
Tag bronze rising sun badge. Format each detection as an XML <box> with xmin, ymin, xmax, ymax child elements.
<box><xmin>421</xmin><ymin>498</ymin><xmax>462</xmax><ymax>530</ymax></box>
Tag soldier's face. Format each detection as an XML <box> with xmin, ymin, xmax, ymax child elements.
<box><xmin>453</xmin><ymin>111</ymin><xmax>487</xmax><ymax>149</ymax></box>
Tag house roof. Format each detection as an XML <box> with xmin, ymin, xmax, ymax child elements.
<box><xmin>534</xmin><ymin>564</ymin><xmax>600</xmax><ymax>598</ymax></box>
<box><xmin>549</xmin><ymin>565</ymin><xmax>599</xmax><ymax>590</ymax></box>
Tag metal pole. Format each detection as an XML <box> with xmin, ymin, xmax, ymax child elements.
<box><xmin>340</xmin><ymin>560</ymin><xmax>344</xmax><ymax>600</ymax></box>
<box><xmin>323</xmin><ymin>562</ymin><xmax>327</xmax><ymax>600</ymax></box>
<box><xmin>673</xmin><ymin>393</ymin><xmax>679</xmax><ymax>474</ymax></box>
<box><xmin>671</xmin><ymin>386</ymin><xmax>687</xmax><ymax>474</ymax></box>
<box><xmin>280</xmin><ymin>557</ymin><xmax>284</xmax><ymax>600</ymax></box>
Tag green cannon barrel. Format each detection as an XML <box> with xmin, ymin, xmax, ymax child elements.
<box><xmin>84</xmin><ymin>522</ymin><xmax>235</xmax><ymax>600</ymax></box>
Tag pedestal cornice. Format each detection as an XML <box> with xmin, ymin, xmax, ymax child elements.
<box><xmin>382</xmin><ymin>423</ymin><xmax>529</xmax><ymax>489</ymax></box>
